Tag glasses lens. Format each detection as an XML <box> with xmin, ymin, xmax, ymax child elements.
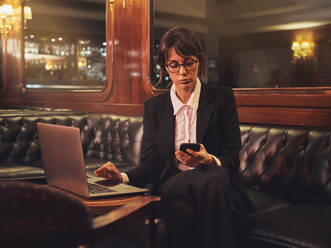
<box><xmin>167</xmin><ymin>62</ymin><xmax>180</xmax><ymax>72</ymax></box>
<box><xmin>184</xmin><ymin>59</ymin><xmax>196</xmax><ymax>70</ymax></box>
<box><xmin>166</xmin><ymin>59</ymin><xmax>197</xmax><ymax>73</ymax></box>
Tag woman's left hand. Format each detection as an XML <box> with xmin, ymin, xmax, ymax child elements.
<box><xmin>175</xmin><ymin>143</ymin><xmax>215</xmax><ymax>167</ymax></box>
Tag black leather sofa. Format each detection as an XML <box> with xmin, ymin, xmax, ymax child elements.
<box><xmin>0</xmin><ymin>108</ymin><xmax>143</xmax><ymax>181</ymax></box>
<box><xmin>239</xmin><ymin>124</ymin><xmax>331</xmax><ymax>248</ymax></box>
<box><xmin>0</xmin><ymin>107</ymin><xmax>330</xmax><ymax>248</ymax></box>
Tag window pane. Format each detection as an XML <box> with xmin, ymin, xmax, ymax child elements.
<box><xmin>153</xmin><ymin>0</ymin><xmax>331</xmax><ymax>89</ymax></box>
<box><xmin>24</xmin><ymin>0</ymin><xmax>106</xmax><ymax>91</ymax></box>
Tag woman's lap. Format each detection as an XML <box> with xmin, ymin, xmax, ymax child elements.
<box><xmin>158</xmin><ymin>164</ymin><xmax>236</xmax><ymax>248</ymax></box>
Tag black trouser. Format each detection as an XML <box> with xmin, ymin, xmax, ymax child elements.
<box><xmin>159</xmin><ymin>164</ymin><xmax>237</xmax><ymax>248</ymax></box>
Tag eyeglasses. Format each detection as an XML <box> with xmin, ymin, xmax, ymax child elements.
<box><xmin>165</xmin><ymin>58</ymin><xmax>198</xmax><ymax>73</ymax></box>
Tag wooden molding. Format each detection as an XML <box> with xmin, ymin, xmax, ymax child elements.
<box><xmin>234</xmin><ymin>87</ymin><xmax>331</xmax><ymax>127</ymax></box>
<box><xmin>234</xmin><ymin>87</ymin><xmax>331</xmax><ymax>107</ymax></box>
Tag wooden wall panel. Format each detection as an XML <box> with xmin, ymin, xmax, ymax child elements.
<box><xmin>108</xmin><ymin>0</ymin><xmax>153</xmax><ymax>104</ymax></box>
<box><xmin>234</xmin><ymin>87</ymin><xmax>331</xmax><ymax>128</ymax></box>
<box><xmin>237</xmin><ymin>106</ymin><xmax>331</xmax><ymax>128</ymax></box>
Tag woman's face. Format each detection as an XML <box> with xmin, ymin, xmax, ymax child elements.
<box><xmin>165</xmin><ymin>47</ymin><xmax>199</xmax><ymax>93</ymax></box>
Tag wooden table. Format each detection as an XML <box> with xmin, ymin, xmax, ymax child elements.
<box><xmin>46</xmin><ymin>185</ymin><xmax>160</xmax><ymax>248</ymax></box>
<box><xmin>76</xmin><ymin>194</ymin><xmax>160</xmax><ymax>215</ymax></box>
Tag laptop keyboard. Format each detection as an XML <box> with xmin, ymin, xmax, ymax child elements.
<box><xmin>87</xmin><ymin>183</ymin><xmax>115</xmax><ymax>194</ymax></box>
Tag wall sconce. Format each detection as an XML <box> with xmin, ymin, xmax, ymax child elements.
<box><xmin>23</xmin><ymin>6</ymin><xmax>32</xmax><ymax>29</ymax></box>
<box><xmin>0</xmin><ymin>4</ymin><xmax>14</xmax><ymax>35</ymax></box>
<box><xmin>291</xmin><ymin>40</ymin><xmax>315</xmax><ymax>60</ymax></box>
<box><xmin>0</xmin><ymin>4</ymin><xmax>32</xmax><ymax>35</ymax></box>
<box><xmin>109</xmin><ymin>0</ymin><xmax>130</xmax><ymax>11</ymax></box>
<box><xmin>109</xmin><ymin>0</ymin><xmax>115</xmax><ymax>12</ymax></box>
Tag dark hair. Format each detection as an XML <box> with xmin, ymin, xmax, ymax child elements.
<box><xmin>157</xmin><ymin>27</ymin><xmax>208</xmax><ymax>84</ymax></box>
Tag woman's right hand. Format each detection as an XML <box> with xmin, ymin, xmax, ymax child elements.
<box><xmin>94</xmin><ymin>162</ymin><xmax>123</xmax><ymax>183</ymax></box>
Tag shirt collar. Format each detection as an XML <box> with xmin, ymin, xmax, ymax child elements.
<box><xmin>170</xmin><ymin>78</ymin><xmax>201</xmax><ymax>116</ymax></box>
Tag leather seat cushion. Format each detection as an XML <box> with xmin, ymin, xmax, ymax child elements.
<box><xmin>0</xmin><ymin>157</ymin><xmax>136</xmax><ymax>181</ymax></box>
<box><xmin>0</xmin><ymin>164</ymin><xmax>44</xmax><ymax>180</ymax></box>
<box><xmin>246</xmin><ymin>204</ymin><xmax>331</xmax><ymax>248</ymax></box>
<box><xmin>247</xmin><ymin>188</ymin><xmax>292</xmax><ymax>213</ymax></box>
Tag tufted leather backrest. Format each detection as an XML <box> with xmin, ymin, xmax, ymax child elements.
<box><xmin>1</xmin><ymin>110</ymin><xmax>330</xmax><ymax>204</ymax></box>
<box><xmin>0</xmin><ymin>112</ymin><xmax>143</xmax><ymax>167</ymax></box>
<box><xmin>81</xmin><ymin>114</ymin><xmax>143</xmax><ymax>166</ymax></box>
<box><xmin>0</xmin><ymin>115</ymin><xmax>87</xmax><ymax>165</ymax></box>
<box><xmin>239</xmin><ymin>124</ymin><xmax>331</xmax><ymax>204</ymax></box>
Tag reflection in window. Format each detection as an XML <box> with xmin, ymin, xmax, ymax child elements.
<box><xmin>152</xmin><ymin>42</ymin><xmax>172</xmax><ymax>89</ymax></box>
<box><xmin>152</xmin><ymin>0</ymin><xmax>331</xmax><ymax>89</ymax></box>
<box><xmin>24</xmin><ymin>0</ymin><xmax>106</xmax><ymax>91</ymax></box>
<box><xmin>0</xmin><ymin>38</ymin><xmax>2</xmax><ymax>92</ymax></box>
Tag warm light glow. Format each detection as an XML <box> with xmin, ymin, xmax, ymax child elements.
<box><xmin>0</xmin><ymin>4</ymin><xmax>32</xmax><ymax>34</ymax></box>
<box><xmin>291</xmin><ymin>30</ymin><xmax>315</xmax><ymax>61</ymax></box>
<box><xmin>260</xmin><ymin>22</ymin><xmax>325</xmax><ymax>32</ymax></box>
<box><xmin>0</xmin><ymin>4</ymin><xmax>15</xmax><ymax>34</ymax></box>
<box><xmin>1</xmin><ymin>4</ymin><xmax>14</xmax><ymax>17</ymax></box>
<box><xmin>291</xmin><ymin>41</ymin><xmax>314</xmax><ymax>60</ymax></box>
<box><xmin>109</xmin><ymin>0</ymin><xmax>115</xmax><ymax>13</ymax></box>
<box><xmin>78</xmin><ymin>57</ymin><xmax>87</xmax><ymax>67</ymax></box>
<box><xmin>45</xmin><ymin>64</ymin><xmax>52</xmax><ymax>70</ymax></box>
<box><xmin>24</xmin><ymin>6</ymin><xmax>32</xmax><ymax>20</ymax></box>
<box><xmin>109</xmin><ymin>0</ymin><xmax>130</xmax><ymax>12</ymax></box>
<box><xmin>0</xmin><ymin>6</ymin><xmax>3</xmax><ymax>18</ymax></box>
<box><xmin>23</xmin><ymin>5</ymin><xmax>33</xmax><ymax>29</ymax></box>
<box><xmin>291</xmin><ymin>42</ymin><xmax>300</xmax><ymax>51</ymax></box>
<box><xmin>301</xmin><ymin>41</ymin><xmax>310</xmax><ymax>49</ymax></box>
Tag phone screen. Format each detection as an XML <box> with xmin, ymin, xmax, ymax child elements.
<box><xmin>179</xmin><ymin>143</ymin><xmax>200</xmax><ymax>155</ymax></box>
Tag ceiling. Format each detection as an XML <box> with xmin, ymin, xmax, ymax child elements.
<box><xmin>27</xmin><ymin>0</ymin><xmax>331</xmax><ymax>36</ymax></box>
<box><xmin>154</xmin><ymin>0</ymin><xmax>331</xmax><ymax>35</ymax></box>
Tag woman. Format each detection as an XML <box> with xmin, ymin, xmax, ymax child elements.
<box><xmin>95</xmin><ymin>27</ymin><xmax>252</xmax><ymax>248</ymax></box>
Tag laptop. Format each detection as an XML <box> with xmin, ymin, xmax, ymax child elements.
<box><xmin>37</xmin><ymin>122</ymin><xmax>148</xmax><ymax>198</ymax></box>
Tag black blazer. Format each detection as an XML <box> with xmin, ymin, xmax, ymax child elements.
<box><xmin>127</xmin><ymin>84</ymin><xmax>242</xmax><ymax>188</ymax></box>
<box><xmin>127</xmin><ymin>83</ymin><xmax>254</xmax><ymax>217</ymax></box>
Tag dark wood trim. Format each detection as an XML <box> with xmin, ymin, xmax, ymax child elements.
<box><xmin>16</xmin><ymin>100</ymin><xmax>144</xmax><ymax>116</ymax></box>
<box><xmin>91</xmin><ymin>195</ymin><xmax>160</xmax><ymax>248</ymax></box>
<box><xmin>92</xmin><ymin>196</ymin><xmax>160</xmax><ymax>225</ymax></box>
<box><xmin>237</xmin><ymin>106</ymin><xmax>331</xmax><ymax>128</ymax></box>
<box><xmin>234</xmin><ymin>87</ymin><xmax>331</xmax><ymax>107</ymax></box>
<box><xmin>234</xmin><ymin>87</ymin><xmax>331</xmax><ymax>127</ymax></box>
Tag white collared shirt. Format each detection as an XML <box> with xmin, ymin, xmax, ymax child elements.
<box><xmin>170</xmin><ymin>78</ymin><xmax>200</xmax><ymax>171</ymax></box>
<box><xmin>170</xmin><ymin>78</ymin><xmax>221</xmax><ymax>171</ymax></box>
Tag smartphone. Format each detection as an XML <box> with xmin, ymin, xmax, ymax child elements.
<box><xmin>179</xmin><ymin>143</ymin><xmax>201</xmax><ymax>155</ymax></box>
